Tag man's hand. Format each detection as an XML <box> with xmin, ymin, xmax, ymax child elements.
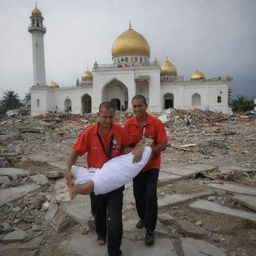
<box><xmin>66</xmin><ymin>170</ymin><xmax>74</xmax><ymax>188</ymax></box>
<box><xmin>69</xmin><ymin>184</ymin><xmax>77</xmax><ymax>199</ymax></box>
<box><xmin>132</xmin><ymin>145</ymin><xmax>144</xmax><ymax>163</ymax></box>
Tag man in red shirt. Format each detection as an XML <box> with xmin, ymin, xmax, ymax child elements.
<box><xmin>124</xmin><ymin>94</ymin><xmax>168</xmax><ymax>246</ymax></box>
<box><xmin>66</xmin><ymin>102</ymin><xmax>131</xmax><ymax>256</ymax></box>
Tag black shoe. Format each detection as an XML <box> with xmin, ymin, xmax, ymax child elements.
<box><xmin>136</xmin><ymin>219</ymin><xmax>144</xmax><ymax>229</ymax></box>
<box><xmin>145</xmin><ymin>230</ymin><xmax>155</xmax><ymax>246</ymax></box>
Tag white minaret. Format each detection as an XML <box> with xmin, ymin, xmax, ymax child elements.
<box><xmin>28</xmin><ymin>6</ymin><xmax>46</xmax><ymax>86</ymax></box>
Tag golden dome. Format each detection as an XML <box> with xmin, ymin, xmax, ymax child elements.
<box><xmin>81</xmin><ymin>70</ymin><xmax>93</xmax><ymax>81</ymax></box>
<box><xmin>160</xmin><ymin>60</ymin><xmax>177</xmax><ymax>76</ymax></box>
<box><xmin>48</xmin><ymin>81</ymin><xmax>60</xmax><ymax>88</ymax></box>
<box><xmin>32</xmin><ymin>8</ymin><xmax>42</xmax><ymax>16</ymax></box>
<box><xmin>191</xmin><ymin>70</ymin><xmax>205</xmax><ymax>80</ymax></box>
<box><xmin>112</xmin><ymin>26</ymin><xmax>150</xmax><ymax>57</ymax></box>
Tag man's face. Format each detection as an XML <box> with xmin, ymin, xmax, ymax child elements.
<box><xmin>132</xmin><ymin>98</ymin><xmax>147</xmax><ymax>118</ymax></box>
<box><xmin>98</xmin><ymin>107</ymin><xmax>115</xmax><ymax>129</ymax></box>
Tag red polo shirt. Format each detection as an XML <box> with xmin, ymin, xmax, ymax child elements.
<box><xmin>73</xmin><ymin>123</ymin><xmax>131</xmax><ymax>168</ymax></box>
<box><xmin>124</xmin><ymin>114</ymin><xmax>168</xmax><ymax>171</ymax></box>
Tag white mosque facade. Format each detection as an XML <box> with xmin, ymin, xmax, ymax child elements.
<box><xmin>29</xmin><ymin>8</ymin><xmax>232</xmax><ymax>116</ymax></box>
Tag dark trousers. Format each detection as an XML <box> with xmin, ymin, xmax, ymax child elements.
<box><xmin>90</xmin><ymin>187</ymin><xmax>124</xmax><ymax>256</ymax></box>
<box><xmin>133</xmin><ymin>168</ymin><xmax>159</xmax><ymax>231</ymax></box>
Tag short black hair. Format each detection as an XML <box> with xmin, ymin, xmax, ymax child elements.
<box><xmin>99</xmin><ymin>102</ymin><xmax>115</xmax><ymax>112</ymax></box>
<box><xmin>132</xmin><ymin>94</ymin><xmax>147</xmax><ymax>105</ymax></box>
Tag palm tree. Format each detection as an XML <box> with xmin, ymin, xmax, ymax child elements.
<box><xmin>23</xmin><ymin>92</ymin><xmax>31</xmax><ymax>106</ymax></box>
<box><xmin>231</xmin><ymin>96</ymin><xmax>254</xmax><ymax>112</ymax></box>
<box><xmin>0</xmin><ymin>90</ymin><xmax>22</xmax><ymax>109</ymax></box>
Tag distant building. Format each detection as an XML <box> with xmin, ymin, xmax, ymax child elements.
<box><xmin>29</xmin><ymin>7</ymin><xmax>232</xmax><ymax>115</ymax></box>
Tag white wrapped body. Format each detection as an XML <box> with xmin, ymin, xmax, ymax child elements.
<box><xmin>71</xmin><ymin>146</ymin><xmax>152</xmax><ymax>195</ymax></box>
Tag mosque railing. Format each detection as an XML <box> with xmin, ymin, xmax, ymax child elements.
<box><xmin>93</xmin><ymin>62</ymin><xmax>159</xmax><ymax>70</ymax></box>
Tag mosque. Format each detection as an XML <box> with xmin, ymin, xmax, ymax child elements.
<box><xmin>28</xmin><ymin>7</ymin><xmax>232</xmax><ymax>116</ymax></box>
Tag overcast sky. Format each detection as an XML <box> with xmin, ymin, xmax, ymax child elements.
<box><xmin>0</xmin><ymin>0</ymin><xmax>256</xmax><ymax>100</ymax></box>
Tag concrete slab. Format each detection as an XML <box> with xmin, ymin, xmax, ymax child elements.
<box><xmin>59</xmin><ymin>233</ymin><xmax>178</xmax><ymax>256</ymax></box>
<box><xmin>232</xmin><ymin>194</ymin><xmax>256</xmax><ymax>212</ymax></box>
<box><xmin>0</xmin><ymin>168</ymin><xmax>29</xmax><ymax>177</ymax></box>
<box><xmin>208</xmin><ymin>183</ymin><xmax>256</xmax><ymax>196</ymax></box>
<box><xmin>167</xmin><ymin>164</ymin><xmax>216</xmax><ymax>178</ymax></box>
<box><xmin>177</xmin><ymin>220</ymin><xmax>207</xmax><ymax>239</ymax></box>
<box><xmin>158</xmin><ymin>191</ymin><xmax>212</xmax><ymax>211</ymax></box>
<box><xmin>0</xmin><ymin>184</ymin><xmax>40</xmax><ymax>207</ymax></box>
<box><xmin>219</xmin><ymin>165</ymin><xmax>255</xmax><ymax>173</ymax></box>
<box><xmin>61</xmin><ymin>195</ymin><xmax>91</xmax><ymax>225</ymax></box>
<box><xmin>158</xmin><ymin>172</ymin><xmax>182</xmax><ymax>186</ymax></box>
<box><xmin>0</xmin><ymin>235</ymin><xmax>44</xmax><ymax>253</ymax></box>
<box><xmin>189</xmin><ymin>199</ymin><xmax>256</xmax><ymax>224</ymax></box>
<box><xmin>181</xmin><ymin>237</ymin><xmax>228</xmax><ymax>256</ymax></box>
<box><xmin>53</xmin><ymin>178</ymin><xmax>70</xmax><ymax>202</ymax></box>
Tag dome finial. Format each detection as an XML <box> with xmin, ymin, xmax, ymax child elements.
<box><xmin>129</xmin><ymin>21</ymin><xmax>131</xmax><ymax>29</ymax></box>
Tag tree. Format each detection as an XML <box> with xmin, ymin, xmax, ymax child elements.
<box><xmin>0</xmin><ymin>90</ymin><xmax>22</xmax><ymax>110</ymax></box>
<box><xmin>231</xmin><ymin>96</ymin><xmax>254</xmax><ymax>112</ymax></box>
<box><xmin>23</xmin><ymin>92</ymin><xmax>31</xmax><ymax>106</ymax></box>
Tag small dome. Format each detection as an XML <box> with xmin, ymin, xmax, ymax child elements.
<box><xmin>81</xmin><ymin>70</ymin><xmax>93</xmax><ymax>81</ymax></box>
<box><xmin>112</xmin><ymin>26</ymin><xmax>150</xmax><ymax>58</ymax></box>
<box><xmin>160</xmin><ymin>60</ymin><xmax>177</xmax><ymax>76</ymax></box>
<box><xmin>32</xmin><ymin>8</ymin><xmax>42</xmax><ymax>16</ymax></box>
<box><xmin>48</xmin><ymin>81</ymin><xmax>60</xmax><ymax>88</ymax></box>
<box><xmin>191</xmin><ymin>70</ymin><xmax>205</xmax><ymax>80</ymax></box>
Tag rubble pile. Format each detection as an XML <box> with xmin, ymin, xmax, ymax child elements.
<box><xmin>0</xmin><ymin>110</ymin><xmax>255</xmax><ymax>256</ymax></box>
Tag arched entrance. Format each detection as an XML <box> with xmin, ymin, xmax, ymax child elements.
<box><xmin>81</xmin><ymin>94</ymin><xmax>92</xmax><ymax>113</ymax></box>
<box><xmin>111</xmin><ymin>98</ymin><xmax>121</xmax><ymax>111</ymax></box>
<box><xmin>64</xmin><ymin>98</ymin><xmax>72</xmax><ymax>112</ymax></box>
<box><xmin>192</xmin><ymin>93</ymin><xmax>201</xmax><ymax>106</ymax></box>
<box><xmin>164</xmin><ymin>93</ymin><xmax>174</xmax><ymax>109</ymax></box>
<box><xmin>102</xmin><ymin>79</ymin><xmax>128</xmax><ymax>111</ymax></box>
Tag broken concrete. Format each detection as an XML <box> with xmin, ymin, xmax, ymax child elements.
<box><xmin>181</xmin><ymin>237</ymin><xmax>228</xmax><ymax>256</ymax></box>
<box><xmin>45</xmin><ymin>203</ymin><xmax>59</xmax><ymax>222</ymax></box>
<box><xmin>0</xmin><ymin>168</ymin><xmax>29</xmax><ymax>177</ymax></box>
<box><xmin>2</xmin><ymin>229</ymin><xmax>28</xmax><ymax>243</ymax></box>
<box><xmin>0</xmin><ymin>184</ymin><xmax>40</xmax><ymax>207</ymax></box>
<box><xmin>158</xmin><ymin>212</ymin><xmax>175</xmax><ymax>225</ymax></box>
<box><xmin>53</xmin><ymin>178</ymin><xmax>71</xmax><ymax>202</ymax></box>
<box><xmin>177</xmin><ymin>220</ymin><xmax>207</xmax><ymax>238</ymax></box>
<box><xmin>232</xmin><ymin>194</ymin><xmax>256</xmax><ymax>212</ymax></box>
<box><xmin>208</xmin><ymin>182</ymin><xmax>256</xmax><ymax>196</ymax></box>
<box><xmin>59</xmin><ymin>233</ymin><xmax>178</xmax><ymax>256</ymax></box>
<box><xmin>189</xmin><ymin>199</ymin><xmax>256</xmax><ymax>224</ymax></box>
<box><xmin>158</xmin><ymin>191</ymin><xmax>212</xmax><ymax>211</ymax></box>
<box><xmin>61</xmin><ymin>195</ymin><xmax>91</xmax><ymax>225</ymax></box>
<box><xmin>50</xmin><ymin>210</ymin><xmax>74</xmax><ymax>233</ymax></box>
<box><xmin>157</xmin><ymin>172</ymin><xmax>182</xmax><ymax>186</ymax></box>
<box><xmin>167</xmin><ymin>164</ymin><xmax>216</xmax><ymax>178</ymax></box>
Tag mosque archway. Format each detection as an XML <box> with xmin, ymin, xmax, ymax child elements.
<box><xmin>192</xmin><ymin>93</ymin><xmax>201</xmax><ymax>106</ymax></box>
<box><xmin>163</xmin><ymin>93</ymin><xmax>174</xmax><ymax>109</ymax></box>
<box><xmin>102</xmin><ymin>79</ymin><xmax>128</xmax><ymax>111</ymax></box>
<box><xmin>81</xmin><ymin>94</ymin><xmax>92</xmax><ymax>113</ymax></box>
<box><xmin>135</xmin><ymin>77</ymin><xmax>149</xmax><ymax>104</ymax></box>
<box><xmin>64</xmin><ymin>98</ymin><xmax>72</xmax><ymax>112</ymax></box>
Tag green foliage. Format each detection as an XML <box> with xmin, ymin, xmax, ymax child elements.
<box><xmin>231</xmin><ymin>96</ymin><xmax>254</xmax><ymax>112</ymax></box>
<box><xmin>23</xmin><ymin>92</ymin><xmax>31</xmax><ymax>105</ymax></box>
<box><xmin>0</xmin><ymin>90</ymin><xmax>22</xmax><ymax>110</ymax></box>
<box><xmin>0</xmin><ymin>106</ymin><xmax>8</xmax><ymax>117</ymax></box>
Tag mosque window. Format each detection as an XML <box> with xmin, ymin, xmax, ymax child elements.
<box><xmin>217</xmin><ymin>96</ymin><xmax>222</xmax><ymax>103</ymax></box>
<box><xmin>121</xmin><ymin>58</ymin><xmax>124</xmax><ymax>62</ymax></box>
<box><xmin>36</xmin><ymin>99</ymin><xmax>40</xmax><ymax>107</ymax></box>
<box><xmin>135</xmin><ymin>57</ymin><xmax>137</xmax><ymax>61</ymax></box>
<box><xmin>140</xmin><ymin>57</ymin><xmax>142</xmax><ymax>63</ymax></box>
<box><xmin>131</xmin><ymin>57</ymin><xmax>133</xmax><ymax>61</ymax></box>
<box><xmin>125</xmin><ymin>57</ymin><xmax>128</xmax><ymax>62</ymax></box>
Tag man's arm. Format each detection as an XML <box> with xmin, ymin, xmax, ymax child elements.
<box><xmin>66</xmin><ymin>150</ymin><xmax>78</xmax><ymax>188</ymax></box>
<box><xmin>151</xmin><ymin>142</ymin><xmax>167</xmax><ymax>155</ymax></box>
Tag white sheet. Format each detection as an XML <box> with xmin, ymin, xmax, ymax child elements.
<box><xmin>71</xmin><ymin>146</ymin><xmax>152</xmax><ymax>195</ymax></box>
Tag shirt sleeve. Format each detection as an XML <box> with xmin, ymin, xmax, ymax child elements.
<box><xmin>73</xmin><ymin>129</ymin><xmax>90</xmax><ymax>156</ymax></box>
<box><xmin>122</xmin><ymin>128</ymin><xmax>133</xmax><ymax>147</ymax></box>
<box><xmin>156</xmin><ymin>121</ymin><xmax>168</xmax><ymax>144</ymax></box>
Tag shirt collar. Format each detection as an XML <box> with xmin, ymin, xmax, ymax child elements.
<box><xmin>93</xmin><ymin>123</ymin><xmax>115</xmax><ymax>137</ymax></box>
<box><xmin>133</xmin><ymin>113</ymin><xmax>153</xmax><ymax>126</ymax></box>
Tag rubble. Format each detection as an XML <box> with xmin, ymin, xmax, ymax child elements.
<box><xmin>0</xmin><ymin>110</ymin><xmax>255</xmax><ymax>255</ymax></box>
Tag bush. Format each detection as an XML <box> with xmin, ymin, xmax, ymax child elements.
<box><xmin>231</xmin><ymin>96</ymin><xmax>254</xmax><ymax>112</ymax></box>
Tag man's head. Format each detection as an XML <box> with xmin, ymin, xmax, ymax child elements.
<box><xmin>132</xmin><ymin>94</ymin><xmax>148</xmax><ymax>118</ymax></box>
<box><xmin>98</xmin><ymin>102</ymin><xmax>115</xmax><ymax>129</ymax></box>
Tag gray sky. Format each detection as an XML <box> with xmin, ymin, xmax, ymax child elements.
<box><xmin>0</xmin><ymin>0</ymin><xmax>256</xmax><ymax>100</ymax></box>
